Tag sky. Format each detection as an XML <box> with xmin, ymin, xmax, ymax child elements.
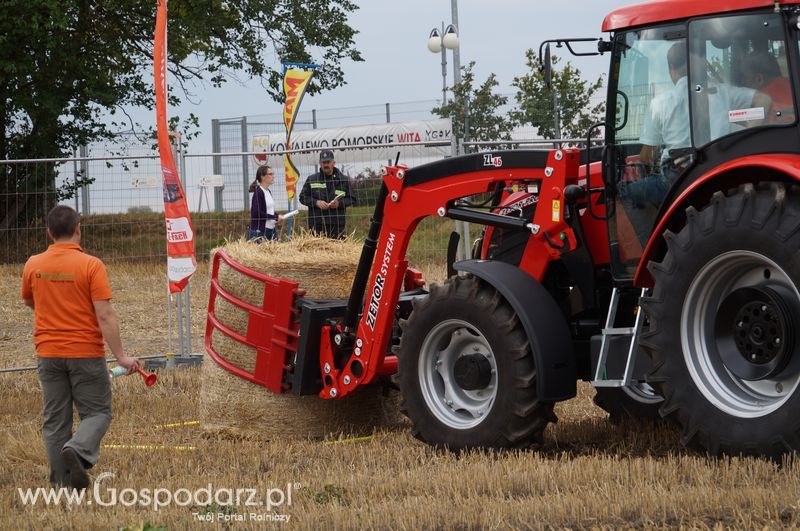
<box><xmin>132</xmin><ymin>0</ymin><xmax>637</xmax><ymax>153</ymax></box>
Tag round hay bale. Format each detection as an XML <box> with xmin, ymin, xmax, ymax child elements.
<box><xmin>201</xmin><ymin>234</ymin><xmax>405</xmax><ymax>439</ymax></box>
<box><xmin>209</xmin><ymin>325</ymin><xmax>256</xmax><ymax>374</ymax></box>
<box><xmin>199</xmin><ymin>357</ymin><xmax>404</xmax><ymax>439</ymax></box>
<box><xmin>214</xmin><ymin>234</ymin><xmax>360</xmax><ymax>299</ymax></box>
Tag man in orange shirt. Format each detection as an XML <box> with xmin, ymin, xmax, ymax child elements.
<box><xmin>741</xmin><ymin>51</ymin><xmax>794</xmax><ymax>123</ymax></box>
<box><xmin>22</xmin><ymin>205</ymin><xmax>139</xmax><ymax>489</ymax></box>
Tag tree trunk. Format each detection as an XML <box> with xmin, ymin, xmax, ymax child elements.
<box><xmin>0</xmin><ymin>194</ymin><xmax>30</xmax><ymax>231</ymax></box>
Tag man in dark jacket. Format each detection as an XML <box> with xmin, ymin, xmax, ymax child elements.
<box><xmin>299</xmin><ymin>150</ymin><xmax>356</xmax><ymax>239</ymax></box>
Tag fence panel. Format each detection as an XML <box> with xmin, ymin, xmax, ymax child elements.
<box><xmin>1</xmin><ymin>140</ymin><xmax>461</xmax><ymax>267</ymax></box>
<box><xmin>1</xmin><ymin>94</ymin><xmax>604</xmax><ymax>365</ymax></box>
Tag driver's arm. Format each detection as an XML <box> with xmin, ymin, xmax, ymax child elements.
<box><xmin>640</xmin><ymin>145</ymin><xmax>658</xmax><ymax>167</ymax></box>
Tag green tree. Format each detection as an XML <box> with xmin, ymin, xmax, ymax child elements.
<box><xmin>511</xmin><ymin>50</ymin><xmax>605</xmax><ymax>141</ymax></box>
<box><xmin>432</xmin><ymin>62</ymin><xmax>513</xmax><ymax>144</ymax></box>
<box><xmin>0</xmin><ymin>0</ymin><xmax>362</xmax><ymax>229</ymax></box>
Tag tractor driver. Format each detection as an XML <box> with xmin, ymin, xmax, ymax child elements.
<box><xmin>630</xmin><ymin>41</ymin><xmax>771</xmax><ymax>210</ymax></box>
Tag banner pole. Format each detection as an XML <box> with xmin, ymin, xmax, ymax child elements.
<box><xmin>166</xmin><ymin>287</ymin><xmax>175</xmax><ymax>368</ymax></box>
<box><xmin>176</xmin><ymin>289</ymin><xmax>184</xmax><ymax>358</ymax></box>
<box><xmin>184</xmin><ymin>281</ymin><xmax>191</xmax><ymax>357</ymax></box>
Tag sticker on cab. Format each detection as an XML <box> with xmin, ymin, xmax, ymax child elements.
<box><xmin>729</xmin><ymin>107</ymin><xmax>765</xmax><ymax>123</ymax></box>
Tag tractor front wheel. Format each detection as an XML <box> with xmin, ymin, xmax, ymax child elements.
<box><xmin>397</xmin><ymin>276</ymin><xmax>557</xmax><ymax>450</ymax></box>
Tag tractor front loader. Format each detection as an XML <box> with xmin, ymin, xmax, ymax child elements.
<box><xmin>208</xmin><ymin>148</ymin><xmax>595</xmax><ymax>449</ymax></box>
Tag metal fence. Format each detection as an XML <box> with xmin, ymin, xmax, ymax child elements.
<box><xmin>1</xmin><ymin>93</ymin><xmax>603</xmax><ymax>364</ymax></box>
<box><xmin>0</xmin><ymin>139</ymin><xmax>463</xmax><ymax>260</ymax></box>
<box><xmin>0</xmin><ymin>144</ymin><xmax>454</xmax><ymax>367</ymax></box>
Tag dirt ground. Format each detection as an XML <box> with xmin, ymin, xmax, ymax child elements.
<box><xmin>2</xmin><ymin>263</ymin><xmax>800</xmax><ymax>529</ymax></box>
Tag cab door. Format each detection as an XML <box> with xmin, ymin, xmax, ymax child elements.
<box><xmin>604</xmin><ymin>25</ymin><xmax>688</xmax><ymax>280</ymax></box>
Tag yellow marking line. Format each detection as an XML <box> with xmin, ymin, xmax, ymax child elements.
<box><xmin>323</xmin><ymin>435</ymin><xmax>373</xmax><ymax>445</ymax></box>
<box><xmin>153</xmin><ymin>420</ymin><xmax>200</xmax><ymax>429</ymax></box>
<box><xmin>102</xmin><ymin>444</ymin><xmax>197</xmax><ymax>451</ymax></box>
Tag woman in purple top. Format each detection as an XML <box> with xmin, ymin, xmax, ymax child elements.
<box><xmin>247</xmin><ymin>165</ymin><xmax>279</xmax><ymax>242</ymax></box>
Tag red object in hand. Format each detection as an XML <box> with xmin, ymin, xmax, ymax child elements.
<box><xmin>135</xmin><ymin>367</ymin><xmax>157</xmax><ymax>387</ymax></box>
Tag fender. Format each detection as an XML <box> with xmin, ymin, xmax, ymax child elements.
<box><xmin>455</xmin><ymin>259</ymin><xmax>577</xmax><ymax>402</ymax></box>
<box><xmin>635</xmin><ymin>153</ymin><xmax>800</xmax><ymax>287</ymax></box>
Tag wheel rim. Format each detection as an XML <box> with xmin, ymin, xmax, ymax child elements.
<box><xmin>417</xmin><ymin>319</ymin><xmax>498</xmax><ymax>429</ymax></box>
<box><xmin>681</xmin><ymin>250</ymin><xmax>800</xmax><ymax>418</ymax></box>
<box><xmin>622</xmin><ymin>382</ymin><xmax>662</xmax><ymax>404</ymax></box>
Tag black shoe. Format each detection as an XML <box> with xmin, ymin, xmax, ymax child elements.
<box><xmin>61</xmin><ymin>447</ymin><xmax>89</xmax><ymax>490</ymax></box>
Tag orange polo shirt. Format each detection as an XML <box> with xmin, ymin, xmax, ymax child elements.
<box><xmin>762</xmin><ymin>77</ymin><xmax>793</xmax><ymax>123</ymax></box>
<box><xmin>21</xmin><ymin>242</ymin><xmax>112</xmax><ymax>358</ymax></box>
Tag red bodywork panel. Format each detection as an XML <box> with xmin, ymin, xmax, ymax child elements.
<box><xmin>205</xmin><ymin>250</ymin><xmax>302</xmax><ymax>393</ymax></box>
<box><xmin>634</xmin><ymin>153</ymin><xmax>800</xmax><ymax>286</ymax></box>
<box><xmin>578</xmin><ymin>161</ymin><xmax>610</xmax><ymax>266</ymax></box>
<box><xmin>319</xmin><ymin>149</ymin><xmax>583</xmax><ymax>399</ymax></box>
<box><xmin>481</xmin><ymin>159</ymin><xmax>609</xmax><ymax>271</ymax></box>
<box><xmin>602</xmin><ymin>0</ymin><xmax>795</xmax><ymax>32</ymax></box>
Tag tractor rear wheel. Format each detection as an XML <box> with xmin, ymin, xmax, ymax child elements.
<box><xmin>642</xmin><ymin>183</ymin><xmax>800</xmax><ymax>457</ymax></box>
<box><xmin>397</xmin><ymin>275</ymin><xmax>557</xmax><ymax>450</ymax></box>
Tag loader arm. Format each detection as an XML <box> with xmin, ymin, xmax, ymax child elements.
<box><xmin>319</xmin><ymin>148</ymin><xmax>581</xmax><ymax>399</ymax></box>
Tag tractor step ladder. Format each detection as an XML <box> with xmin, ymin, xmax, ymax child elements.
<box><xmin>592</xmin><ymin>287</ymin><xmax>647</xmax><ymax>388</ymax></box>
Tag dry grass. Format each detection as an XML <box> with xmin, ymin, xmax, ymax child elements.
<box><xmin>2</xmin><ymin>264</ymin><xmax>800</xmax><ymax>529</ymax></box>
<box><xmin>2</xmin><ymin>370</ymin><xmax>799</xmax><ymax>529</ymax></box>
<box><xmin>0</xmin><ymin>262</ymin><xmax>211</xmax><ymax>370</ymax></box>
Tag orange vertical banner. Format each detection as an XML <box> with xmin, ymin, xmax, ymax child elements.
<box><xmin>282</xmin><ymin>67</ymin><xmax>315</xmax><ymax>200</ymax></box>
<box><xmin>155</xmin><ymin>0</ymin><xmax>196</xmax><ymax>293</ymax></box>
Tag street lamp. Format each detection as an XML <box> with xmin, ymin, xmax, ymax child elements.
<box><xmin>427</xmin><ymin>23</ymin><xmax>459</xmax><ymax>106</ymax></box>
<box><xmin>427</xmin><ymin>2</ymin><xmax>469</xmax><ymax>262</ymax></box>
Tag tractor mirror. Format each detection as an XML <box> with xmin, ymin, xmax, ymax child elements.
<box><xmin>544</xmin><ymin>43</ymin><xmax>553</xmax><ymax>90</ymax></box>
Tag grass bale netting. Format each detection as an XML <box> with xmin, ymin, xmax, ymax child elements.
<box><xmin>200</xmin><ymin>234</ymin><xmax>405</xmax><ymax>439</ymax></box>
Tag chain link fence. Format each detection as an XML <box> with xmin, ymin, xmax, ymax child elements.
<box><xmin>1</xmin><ymin>96</ymin><xmax>599</xmax><ymax>365</ymax></box>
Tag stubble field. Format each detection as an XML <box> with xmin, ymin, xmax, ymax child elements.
<box><xmin>1</xmin><ymin>263</ymin><xmax>799</xmax><ymax>529</ymax></box>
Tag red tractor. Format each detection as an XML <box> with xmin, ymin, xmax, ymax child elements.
<box><xmin>207</xmin><ymin>0</ymin><xmax>800</xmax><ymax>458</ymax></box>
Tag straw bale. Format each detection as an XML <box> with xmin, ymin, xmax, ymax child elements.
<box><xmin>213</xmin><ymin>291</ymin><xmax>250</xmax><ymax>329</ymax></box>
<box><xmin>199</xmin><ymin>357</ymin><xmax>405</xmax><ymax>439</ymax></box>
<box><xmin>213</xmin><ymin>234</ymin><xmax>360</xmax><ymax>299</ymax></box>
<box><xmin>210</xmin><ymin>326</ymin><xmax>256</xmax><ymax>374</ymax></box>
<box><xmin>201</xmin><ymin>234</ymin><xmax>405</xmax><ymax>439</ymax></box>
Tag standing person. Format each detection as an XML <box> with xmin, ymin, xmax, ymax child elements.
<box><xmin>247</xmin><ymin>165</ymin><xmax>280</xmax><ymax>242</ymax></box>
<box><xmin>21</xmin><ymin>205</ymin><xmax>139</xmax><ymax>489</ymax></box>
<box><xmin>299</xmin><ymin>149</ymin><xmax>356</xmax><ymax>239</ymax></box>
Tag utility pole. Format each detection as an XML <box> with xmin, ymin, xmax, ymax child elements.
<box><xmin>451</xmin><ymin>0</ymin><xmax>461</xmax><ymax>86</ymax></box>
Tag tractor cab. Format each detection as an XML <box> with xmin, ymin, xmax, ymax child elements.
<box><xmin>603</xmin><ymin>3</ymin><xmax>800</xmax><ymax>279</ymax></box>
<box><xmin>543</xmin><ymin>2</ymin><xmax>800</xmax><ymax>280</ymax></box>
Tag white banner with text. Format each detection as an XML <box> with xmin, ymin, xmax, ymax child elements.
<box><xmin>253</xmin><ymin>118</ymin><xmax>452</xmax><ymax>167</ymax></box>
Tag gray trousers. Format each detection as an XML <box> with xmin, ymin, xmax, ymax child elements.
<box><xmin>36</xmin><ymin>357</ymin><xmax>112</xmax><ymax>487</ymax></box>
